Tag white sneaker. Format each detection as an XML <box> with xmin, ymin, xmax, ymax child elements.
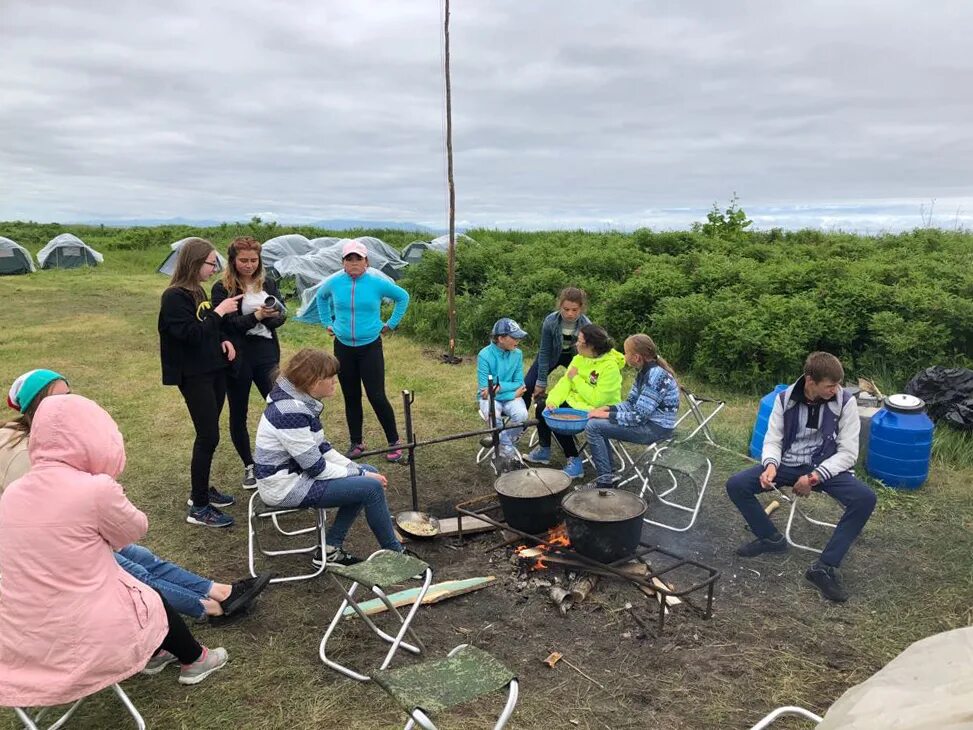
<box><xmin>178</xmin><ymin>646</ymin><xmax>229</xmax><ymax>685</ymax></box>
<box><xmin>242</xmin><ymin>464</ymin><xmax>256</xmax><ymax>489</ymax></box>
<box><xmin>142</xmin><ymin>650</ymin><xmax>177</xmax><ymax>675</ymax></box>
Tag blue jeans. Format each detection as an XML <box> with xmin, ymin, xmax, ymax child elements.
<box><xmin>299</xmin><ymin>464</ymin><xmax>403</xmax><ymax>552</ymax></box>
<box><xmin>585</xmin><ymin>418</ymin><xmax>673</xmax><ymax>482</ymax></box>
<box><xmin>115</xmin><ymin>544</ymin><xmax>213</xmax><ymax>619</ymax></box>
<box><xmin>726</xmin><ymin>464</ymin><xmax>876</xmax><ymax>567</ymax></box>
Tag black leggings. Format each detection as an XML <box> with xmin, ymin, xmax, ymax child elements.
<box><xmin>227</xmin><ymin>357</ymin><xmax>276</xmax><ymax>466</ymax></box>
<box><xmin>535</xmin><ymin>399</ymin><xmax>579</xmax><ymax>457</ymax></box>
<box><xmin>178</xmin><ymin>371</ymin><xmax>226</xmax><ymax>507</ymax></box>
<box><xmin>334</xmin><ymin>338</ymin><xmax>399</xmax><ymax>446</ymax></box>
<box><xmin>523</xmin><ymin>350</ymin><xmax>575</xmax><ymax>410</ymax></box>
<box><xmin>156</xmin><ymin>593</ymin><xmax>203</xmax><ymax>664</ymax></box>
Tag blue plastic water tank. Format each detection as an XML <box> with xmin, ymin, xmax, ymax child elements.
<box><xmin>749</xmin><ymin>384</ymin><xmax>789</xmax><ymax>459</ymax></box>
<box><xmin>866</xmin><ymin>394</ymin><xmax>934</xmax><ymax>489</ymax></box>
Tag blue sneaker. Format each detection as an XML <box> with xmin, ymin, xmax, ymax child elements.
<box><xmin>525</xmin><ymin>446</ymin><xmax>551</xmax><ymax>465</ymax></box>
<box><xmin>563</xmin><ymin>456</ymin><xmax>584</xmax><ymax>479</ymax></box>
<box><xmin>186</xmin><ymin>504</ymin><xmax>235</xmax><ymax>528</ymax></box>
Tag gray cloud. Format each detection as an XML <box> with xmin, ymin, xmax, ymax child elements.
<box><xmin>1</xmin><ymin>0</ymin><xmax>971</xmax><ymax>230</ymax></box>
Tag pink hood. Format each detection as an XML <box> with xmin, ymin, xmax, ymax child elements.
<box><xmin>28</xmin><ymin>393</ymin><xmax>126</xmax><ymax>478</ymax></box>
<box><xmin>0</xmin><ymin>394</ymin><xmax>166</xmax><ymax>707</ymax></box>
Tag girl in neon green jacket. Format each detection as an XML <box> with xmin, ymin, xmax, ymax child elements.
<box><xmin>529</xmin><ymin>324</ymin><xmax>625</xmax><ymax>479</ymax></box>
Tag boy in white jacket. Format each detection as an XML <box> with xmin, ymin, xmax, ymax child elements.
<box><xmin>725</xmin><ymin>352</ymin><xmax>876</xmax><ymax>602</ymax></box>
<box><xmin>255</xmin><ymin>349</ymin><xmax>402</xmax><ymax>566</ymax></box>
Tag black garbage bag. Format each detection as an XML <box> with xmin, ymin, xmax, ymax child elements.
<box><xmin>904</xmin><ymin>366</ymin><xmax>973</xmax><ymax>431</ymax></box>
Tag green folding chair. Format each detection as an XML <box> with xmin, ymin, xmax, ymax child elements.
<box><xmin>373</xmin><ymin>644</ymin><xmax>519</xmax><ymax>730</ymax></box>
<box><xmin>319</xmin><ymin>550</ymin><xmax>433</xmax><ymax>682</ymax></box>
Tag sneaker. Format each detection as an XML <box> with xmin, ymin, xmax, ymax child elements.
<box><xmin>595</xmin><ymin>474</ymin><xmax>622</xmax><ymax>488</ymax></box>
<box><xmin>186</xmin><ymin>487</ymin><xmax>235</xmax><ymax>509</ymax></box>
<box><xmin>178</xmin><ymin>646</ymin><xmax>229</xmax><ymax>685</ymax></box>
<box><xmin>805</xmin><ymin>562</ymin><xmax>849</xmax><ymax>602</ymax></box>
<box><xmin>242</xmin><ymin>465</ymin><xmax>256</xmax><ymax>489</ymax></box>
<box><xmin>312</xmin><ymin>545</ymin><xmax>362</xmax><ymax>568</ymax></box>
<box><xmin>735</xmin><ymin>534</ymin><xmax>788</xmax><ymax>557</ymax></box>
<box><xmin>500</xmin><ymin>445</ymin><xmax>520</xmax><ymax>461</ymax></box>
<box><xmin>562</xmin><ymin>456</ymin><xmax>585</xmax><ymax>479</ymax></box>
<box><xmin>142</xmin><ymin>650</ymin><xmax>177</xmax><ymax>676</ymax></box>
<box><xmin>386</xmin><ymin>440</ymin><xmax>404</xmax><ymax>462</ymax></box>
<box><xmin>219</xmin><ymin>573</ymin><xmax>273</xmax><ymax>617</ymax></box>
<box><xmin>208</xmin><ymin>603</ymin><xmax>251</xmax><ymax>628</ymax></box>
<box><xmin>346</xmin><ymin>442</ymin><xmax>366</xmax><ymax>458</ymax></box>
<box><xmin>186</xmin><ymin>504</ymin><xmax>235</xmax><ymax>528</ymax></box>
<box><xmin>525</xmin><ymin>446</ymin><xmax>551</xmax><ymax>465</ymax></box>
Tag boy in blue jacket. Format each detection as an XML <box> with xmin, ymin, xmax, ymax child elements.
<box><xmin>477</xmin><ymin>318</ymin><xmax>529</xmax><ymax>459</ymax></box>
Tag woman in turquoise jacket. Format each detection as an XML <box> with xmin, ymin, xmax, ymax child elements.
<box><xmin>315</xmin><ymin>240</ymin><xmax>410</xmax><ymax>461</ymax></box>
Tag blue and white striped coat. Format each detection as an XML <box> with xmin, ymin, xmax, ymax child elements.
<box><xmin>609</xmin><ymin>363</ymin><xmax>680</xmax><ymax>429</ymax></box>
<box><xmin>254</xmin><ymin>377</ymin><xmax>361</xmax><ymax>507</ymax></box>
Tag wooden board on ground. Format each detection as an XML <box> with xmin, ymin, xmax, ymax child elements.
<box><xmin>396</xmin><ymin>515</ymin><xmax>497</xmax><ymax>543</ymax></box>
<box><xmin>342</xmin><ymin>576</ymin><xmax>497</xmax><ymax>618</ymax></box>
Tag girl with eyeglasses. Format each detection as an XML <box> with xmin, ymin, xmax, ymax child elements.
<box><xmin>158</xmin><ymin>237</ymin><xmax>242</xmax><ymax>528</ymax></box>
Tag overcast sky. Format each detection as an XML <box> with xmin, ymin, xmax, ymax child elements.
<box><xmin>2</xmin><ymin>1</ymin><xmax>971</xmax><ymax>231</ymax></box>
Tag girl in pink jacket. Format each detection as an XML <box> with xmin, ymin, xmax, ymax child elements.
<box><xmin>0</xmin><ymin>394</ymin><xmax>228</xmax><ymax>708</ymax></box>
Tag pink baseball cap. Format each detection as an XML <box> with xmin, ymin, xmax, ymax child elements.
<box><xmin>341</xmin><ymin>240</ymin><xmax>368</xmax><ymax>259</ymax></box>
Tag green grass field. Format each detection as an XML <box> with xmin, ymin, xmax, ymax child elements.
<box><xmin>1</xmin><ymin>247</ymin><xmax>971</xmax><ymax>729</ymax></box>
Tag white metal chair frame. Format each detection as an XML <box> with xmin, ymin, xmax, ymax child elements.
<box><xmin>247</xmin><ymin>491</ymin><xmax>327</xmax><ymax>584</ymax></box>
<box><xmin>14</xmin><ymin>683</ymin><xmax>145</xmax><ymax>730</ymax></box>
<box><xmin>402</xmin><ymin>645</ymin><xmax>520</xmax><ymax>730</ymax></box>
<box><xmin>611</xmin><ymin>393</ymin><xmax>723</xmax><ymax>531</ymax></box>
<box><xmin>749</xmin><ymin>705</ymin><xmax>823</xmax><ymax>729</ymax></box>
<box><xmin>769</xmin><ymin>485</ymin><xmax>839</xmax><ymax>555</ymax></box>
<box><xmin>319</xmin><ymin>550</ymin><xmax>433</xmax><ymax>682</ymax></box>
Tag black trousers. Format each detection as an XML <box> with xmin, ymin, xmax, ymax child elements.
<box><xmin>523</xmin><ymin>350</ymin><xmax>575</xmax><ymax>410</ymax></box>
<box><xmin>156</xmin><ymin>593</ymin><xmax>203</xmax><ymax>664</ymax></box>
<box><xmin>178</xmin><ymin>371</ymin><xmax>226</xmax><ymax>507</ymax></box>
<box><xmin>535</xmin><ymin>399</ymin><xmax>579</xmax><ymax>457</ymax></box>
<box><xmin>334</xmin><ymin>338</ymin><xmax>399</xmax><ymax>446</ymax></box>
<box><xmin>227</xmin><ymin>356</ymin><xmax>276</xmax><ymax>466</ymax></box>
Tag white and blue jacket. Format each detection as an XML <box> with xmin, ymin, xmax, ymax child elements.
<box><xmin>609</xmin><ymin>363</ymin><xmax>680</xmax><ymax>430</ymax></box>
<box><xmin>254</xmin><ymin>377</ymin><xmax>363</xmax><ymax>507</ymax></box>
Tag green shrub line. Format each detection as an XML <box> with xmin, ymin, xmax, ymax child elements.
<box><xmin>4</xmin><ymin>219</ymin><xmax>972</xmax><ymax>392</ymax></box>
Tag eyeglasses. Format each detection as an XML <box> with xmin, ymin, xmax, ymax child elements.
<box><xmin>202</xmin><ymin>259</ymin><xmax>218</xmax><ymax>268</ymax></box>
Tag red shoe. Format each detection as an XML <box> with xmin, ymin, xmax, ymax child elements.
<box><xmin>386</xmin><ymin>441</ymin><xmax>404</xmax><ymax>462</ymax></box>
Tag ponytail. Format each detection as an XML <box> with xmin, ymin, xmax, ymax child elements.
<box><xmin>625</xmin><ymin>334</ymin><xmax>677</xmax><ymax>384</ymax></box>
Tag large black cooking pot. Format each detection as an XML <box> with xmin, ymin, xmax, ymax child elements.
<box><xmin>561</xmin><ymin>488</ymin><xmax>647</xmax><ymax>563</ymax></box>
<box><xmin>494</xmin><ymin>468</ymin><xmax>572</xmax><ymax>534</ymax></box>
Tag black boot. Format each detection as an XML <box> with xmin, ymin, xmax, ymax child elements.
<box><xmin>736</xmin><ymin>534</ymin><xmax>788</xmax><ymax>557</ymax></box>
<box><xmin>805</xmin><ymin>562</ymin><xmax>849</xmax><ymax>602</ymax></box>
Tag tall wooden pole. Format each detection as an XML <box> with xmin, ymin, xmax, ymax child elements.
<box><xmin>444</xmin><ymin>0</ymin><xmax>457</xmax><ymax>359</ymax></box>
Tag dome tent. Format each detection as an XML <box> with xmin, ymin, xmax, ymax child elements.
<box><xmin>157</xmin><ymin>238</ymin><xmax>227</xmax><ymax>276</ymax></box>
<box><xmin>260</xmin><ymin>234</ymin><xmax>313</xmax><ymax>270</ymax></box>
<box><xmin>37</xmin><ymin>234</ymin><xmax>103</xmax><ymax>269</ymax></box>
<box><xmin>402</xmin><ymin>233</ymin><xmax>475</xmax><ymax>264</ymax></box>
<box><xmin>0</xmin><ymin>236</ymin><xmax>36</xmax><ymax>275</ymax></box>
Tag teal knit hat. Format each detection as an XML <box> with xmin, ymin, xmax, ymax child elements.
<box><xmin>7</xmin><ymin>369</ymin><xmax>68</xmax><ymax>413</ymax></box>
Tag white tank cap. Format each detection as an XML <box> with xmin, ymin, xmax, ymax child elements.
<box><xmin>886</xmin><ymin>393</ymin><xmax>925</xmax><ymax>412</ymax></box>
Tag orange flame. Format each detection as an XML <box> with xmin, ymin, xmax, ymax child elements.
<box><xmin>515</xmin><ymin>524</ymin><xmax>571</xmax><ymax>570</ymax></box>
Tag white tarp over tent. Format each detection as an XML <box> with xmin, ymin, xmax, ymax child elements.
<box><xmin>157</xmin><ymin>238</ymin><xmax>227</xmax><ymax>276</ymax></box>
<box><xmin>37</xmin><ymin>234</ymin><xmax>104</xmax><ymax>269</ymax></box>
<box><xmin>295</xmin><ymin>267</ymin><xmax>396</xmax><ymax>324</ymax></box>
<box><xmin>261</xmin><ymin>234</ymin><xmax>313</xmax><ymax>270</ymax></box>
<box><xmin>402</xmin><ymin>233</ymin><xmax>474</xmax><ymax>264</ymax></box>
<box><xmin>271</xmin><ymin>236</ymin><xmax>407</xmax><ymax>300</ymax></box>
<box><xmin>0</xmin><ymin>236</ymin><xmax>36</xmax><ymax>275</ymax></box>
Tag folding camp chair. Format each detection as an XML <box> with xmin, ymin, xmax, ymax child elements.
<box><xmin>373</xmin><ymin>644</ymin><xmax>519</xmax><ymax>730</ymax></box>
<box><xmin>320</xmin><ymin>550</ymin><xmax>433</xmax><ymax>682</ymax></box>
<box><xmin>749</xmin><ymin>705</ymin><xmax>822</xmax><ymax>729</ymax></box>
<box><xmin>769</xmin><ymin>485</ymin><xmax>839</xmax><ymax>555</ymax></box>
<box><xmin>14</xmin><ymin>683</ymin><xmax>145</xmax><ymax>730</ymax></box>
<box><xmin>247</xmin><ymin>491</ymin><xmax>327</xmax><ymax>584</ymax></box>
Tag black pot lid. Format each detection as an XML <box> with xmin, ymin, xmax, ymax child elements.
<box><xmin>886</xmin><ymin>393</ymin><xmax>925</xmax><ymax>412</ymax></box>
<box><xmin>562</xmin><ymin>488</ymin><xmax>647</xmax><ymax>522</ymax></box>
<box><xmin>494</xmin><ymin>468</ymin><xmax>572</xmax><ymax>498</ymax></box>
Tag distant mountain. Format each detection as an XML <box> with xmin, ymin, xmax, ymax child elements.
<box><xmin>74</xmin><ymin>217</ymin><xmax>449</xmax><ymax>234</ymax></box>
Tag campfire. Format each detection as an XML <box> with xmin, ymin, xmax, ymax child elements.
<box><xmin>509</xmin><ymin>524</ymin><xmax>682</xmax><ymax>617</ymax></box>
<box><xmin>514</xmin><ymin>524</ymin><xmax>570</xmax><ymax>570</ymax></box>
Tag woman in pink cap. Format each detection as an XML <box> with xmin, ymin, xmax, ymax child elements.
<box><xmin>314</xmin><ymin>240</ymin><xmax>410</xmax><ymax>461</ymax></box>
